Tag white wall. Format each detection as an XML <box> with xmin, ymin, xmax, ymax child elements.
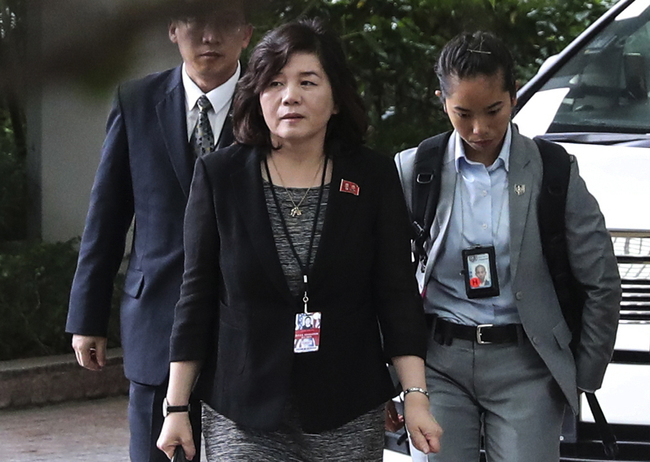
<box><xmin>30</xmin><ymin>1</ymin><xmax>181</xmax><ymax>242</ymax></box>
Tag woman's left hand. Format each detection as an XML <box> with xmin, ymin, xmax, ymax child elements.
<box><xmin>403</xmin><ymin>392</ymin><xmax>443</xmax><ymax>454</ymax></box>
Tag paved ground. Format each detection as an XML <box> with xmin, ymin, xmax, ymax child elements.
<box><xmin>0</xmin><ymin>396</ymin><xmax>410</xmax><ymax>462</ymax></box>
<box><xmin>1</xmin><ymin>396</ymin><xmax>130</xmax><ymax>462</ymax></box>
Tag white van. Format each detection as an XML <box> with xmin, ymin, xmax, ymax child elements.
<box><xmin>514</xmin><ymin>0</ymin><xmax>650</xmax><ymax>459</ymax></box>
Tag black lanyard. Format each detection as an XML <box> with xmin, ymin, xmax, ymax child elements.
<box><xmin>263</xmin><ymin>154</ymin><xmax>329</xmax><ymax>312</ymax></box>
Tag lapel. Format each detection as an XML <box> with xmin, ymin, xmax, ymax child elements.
<box><xmin>309</xmin><ymin>149</ymin><xmax>365</xmax><ymax>290</ymax></box>
<box><xmin>155</xmin><ymin>67</ymin><xmax>194</xmax><ymax>198</ymax></box>
<box><xmin>507</xmin><ymin>127</ymin><xmax>534</xmax><ymax>281</ymax></box>
<box><xmin>229</xmin><ymin>146</ymin><xmax>295</xmax><ymax>303</ymax></box>
<box><xmin>216</xmin><ymin>109</ymin><xmax>235</xmax><ymax>149</ymax></box>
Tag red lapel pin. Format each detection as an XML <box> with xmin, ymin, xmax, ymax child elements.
<box><xmin>339</xmin><ymin>179</ymin><xmax>360</xmax><ymax>196</ymax></box>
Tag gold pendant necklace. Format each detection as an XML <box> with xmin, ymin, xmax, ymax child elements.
<box><xmin>291</xmin><ymin>205</ymin><xmax>303</xmax><ymax>217</ymax></box>
<box><xmin>270</xmin><ymin>155</ymin><xmax>323</xmax><ymax>217</ymax></box>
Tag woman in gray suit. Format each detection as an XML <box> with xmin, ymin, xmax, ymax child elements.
<box><xmin>157</xmin><ymin>18</ymin><xmax>442</xmax><ymax>461</ymax></box>
<box><xmin>395</xmin><ymin>31</ymin><xmax>620</xmax><ymax>462</ymax></box>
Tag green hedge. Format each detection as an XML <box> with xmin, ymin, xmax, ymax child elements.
<box><xmin>0</xmin><ymin>239</ymin><xmax>122</xmax><ymax>361</ymax></box>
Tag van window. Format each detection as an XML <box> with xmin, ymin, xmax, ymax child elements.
<box><xmin>524</xmin><ymin>3</ymin><xmax>650</xmax><ymax>134</ymax></box>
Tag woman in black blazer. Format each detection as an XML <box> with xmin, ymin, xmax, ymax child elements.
<box><xmin>158</xmin><ymin>18</ymin><xmax>442</xmax><ymax>461</ymax></box>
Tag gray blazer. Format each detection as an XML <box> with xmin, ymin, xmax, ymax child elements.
<box><xmin>395</xmin><ymin>126</ymin><xmax>621</xmax><ymax>412</ymax></box>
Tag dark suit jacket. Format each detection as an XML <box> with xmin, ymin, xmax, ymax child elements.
<box><xmin>170</xmin><ymin>143</ymin><xmax>427</xmax><ymax>433</ymax></box>
<box><xmin>66</xmin><ymin>66</ymin><xmax>234</xmax><ymax>386</ymax></box>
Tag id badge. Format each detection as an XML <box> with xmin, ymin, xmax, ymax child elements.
<box><xmin>294</xmin><ymin>312</ymin><xmax>321</xmax><ymax>353</ymax></box>
<box><xmin>462</xmin><ymin>246</ymin><xmax>500</xmax><ymax>299</ymax></box>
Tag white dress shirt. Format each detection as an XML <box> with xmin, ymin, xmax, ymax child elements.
<box><xmin>182</xmin><ymin>61</ymin><xmax>241</xmax><ymax>145</ymax></box>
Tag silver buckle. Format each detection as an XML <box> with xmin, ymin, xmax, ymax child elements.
<box><xmin>476</xmin><ymin>324</ymin><xmax>494</xmax><ymax>344</ymax></box>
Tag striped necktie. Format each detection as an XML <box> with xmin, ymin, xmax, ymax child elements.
<box><xmin>191</xmin><ymin>95</ymin><xmax>215</xmax><ymax>157</ymax></box>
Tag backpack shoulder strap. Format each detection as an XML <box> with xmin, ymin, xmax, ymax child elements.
<box><xmin>534</xmin><ymin>136</ymin><xmax>583</xmax><ymax>339</ymax></box>
<box><xmin>535</xmin><ymin>137</ymin><xmax>571</xmax><ymax>238</ymax></box>
<box><xmin>410</xmin><ymin>131</ymin><xmax>453</xmax><ymax>263</ymax></box>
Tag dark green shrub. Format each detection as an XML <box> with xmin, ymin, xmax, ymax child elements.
<box><xmin>0</xmin><ymin>239</ymin><xmax>122</xmax><ymax>360</ymax></box>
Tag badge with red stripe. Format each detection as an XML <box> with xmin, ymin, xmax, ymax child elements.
<box><xmin>339</xmin><ymin>179</ymin><xmax>360</xmax><ymax>196</ymax></box>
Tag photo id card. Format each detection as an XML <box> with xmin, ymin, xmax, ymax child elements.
<box><xmin>462</xmin><ymin>246</ymin><xmax>500</xmax><ymax>299</ymax></box>
<box><xmin>294</xmin><ymin>312</ymin><xmax>321</xmax><ymax>353</ymax></box>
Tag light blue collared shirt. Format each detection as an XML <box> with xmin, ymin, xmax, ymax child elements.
<box><xmin>424</xmin><ymin>126</ymin><xmax>520</xmax><ymax>326</ymax></box>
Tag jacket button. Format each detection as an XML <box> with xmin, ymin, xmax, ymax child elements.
<box><xmin>515</xmin><ymin>291</ymin><xmax>523</xmax><ymax>300</ymax></box>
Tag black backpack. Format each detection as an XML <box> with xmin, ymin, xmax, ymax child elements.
<box><xmin>405</xmin><ymin>131</ymin><xmax>618</xmax><ymax>458</ymax></box>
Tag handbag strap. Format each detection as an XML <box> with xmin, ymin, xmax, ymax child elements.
<box><xmin>585</xmin><ymin>392</ymin><xmax>619</xmax><ymax>459</ymax></box>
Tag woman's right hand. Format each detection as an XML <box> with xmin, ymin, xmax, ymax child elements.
<box><xmin>156</xmin><ymin>412</ymin><xmax>196</xmax><ymax>460</ymax></box>
<box><xmin>403</xmin><ymin>392</ymin><xmax>443</xmax><ymax>454</ymax></box>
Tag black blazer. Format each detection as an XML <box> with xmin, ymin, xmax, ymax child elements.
<box><xmin>170</xmin><ymin>143</ymin><xmax>427</xmax><ymax>432</ymax></box>
<box><xmin>66</xmin><ymin>66</ymin><xmax>234</xmax><ymax>385</ymax></box>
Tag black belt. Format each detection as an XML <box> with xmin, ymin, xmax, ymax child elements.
<box><xmin>428</xmin><ymin>316</ymin><xmax>523</xmax><ymax>345</ymax></box>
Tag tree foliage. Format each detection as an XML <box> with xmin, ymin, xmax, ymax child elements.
<box><xmin>251</xmin><ymin>0</ymin><xmax>615</xmax><ymax>152</ymax></box>
<box><xmin>0</xmin><ymin>0</ymin><xmax>26</xmax><ymax>241</ymax></box>
<box><xmin>1</xmin><ymin>0</ymin><xmax>616</xmax><ymax>155</ymax></box>
<box><xmin>0</xmin><ymin>107</ymin><xmax>26</xmax><ymax>240</ymax></box>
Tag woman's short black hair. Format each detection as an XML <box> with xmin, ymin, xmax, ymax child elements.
<box><xmin>233</xmin><ymin>18</ymin><xmax>367</xmax><ymax>151</ymax></box>
<box><xmin>436</xmin><ymin>31</ymin><xmax>517</xmax><ymax>100</ymax></box>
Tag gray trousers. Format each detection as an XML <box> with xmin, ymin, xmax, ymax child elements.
<box><xmin>420</xmin><ymin>334</ymin><xmax>566</xmax><ymax>462</ymax></box>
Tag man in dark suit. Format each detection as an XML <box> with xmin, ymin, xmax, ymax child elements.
<box><xmin>65</xmin><ymin>2</ymin><xmax>252</xmax><ymax>460</ymax></box>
